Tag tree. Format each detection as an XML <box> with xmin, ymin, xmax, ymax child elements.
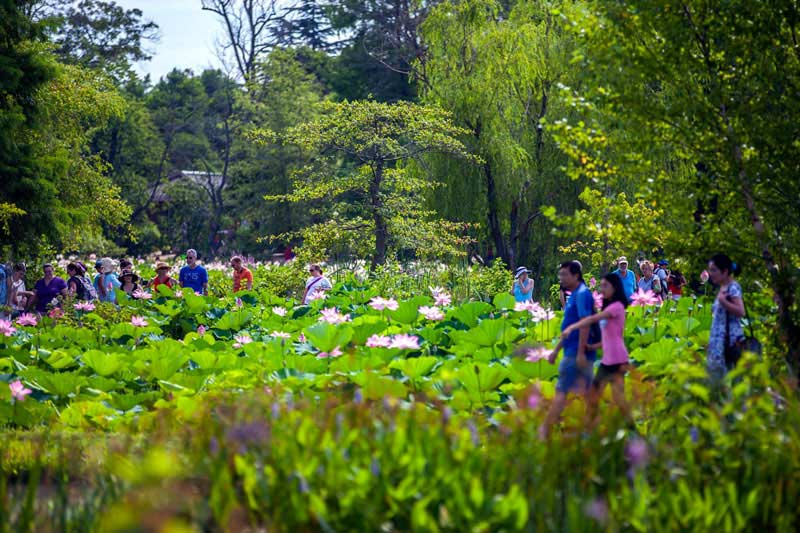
<box><xmin>201</xmin><ymin>0</ymin><xmax>287</xmax><ymax>83</ymax></box>
<box><xmin>420</xmin><ymin>0</ymin><xmax>580</xmax><ymax>271</ymax></box>
<box><xmin>39</xmin><ymin>0</ymin><xmax>159</xmax><ymax>82</ymax></box>
<box><xmin>264</xmin><ymin>99</ymin><xmax>478</xmax><ymax>267</ymax></box>
<box><xmin>561</xmin><ymin>1</ymin><xmax>800</xmax><ymax>369</ymax></box>
<box><xmin>281</xmin><ymin>0</ymin><xmax>338</xmax><ymax>51</ymax></box>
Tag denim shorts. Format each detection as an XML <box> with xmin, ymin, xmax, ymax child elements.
<box><xmin>556</xmin><ymin>355</ymin><xmax>596</xmax><ymax>394</ymax></box>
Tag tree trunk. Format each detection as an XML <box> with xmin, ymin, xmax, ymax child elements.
<box><xmin>371</xmin><ymin>161</ymin><xmax>387</xmax><ymax>269</ymax></box>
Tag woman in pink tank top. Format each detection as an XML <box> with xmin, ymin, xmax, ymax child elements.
<box><xmin>561</xmin><ymin>272</ymin><xmax>633</xmax><ymax>428</ymax></box>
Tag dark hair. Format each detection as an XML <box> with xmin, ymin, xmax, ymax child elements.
<box><xmin>602</xmin><ymin>273</ymin><xmax>629</xmax><ymax>309</ymax></box>
<box><xmin>14</xmin><ymin>263</ymin><xmax>26</xmax><ymax>272</ymax></box>
<box><xmin>559</xmin><ymin>260</ymin><xmax>584</xmax><ymax>282</ymax></box>
<box><xmin>66</xmin><ymin>262</ymin><xmax>78</xmax><ymax>274</ymax></box>
<box><xmin>710</xmin><ymin>253</ymin><xmax>741</xmax><ymax>276</ymax></box>
<box><xmin>42</xmin><ymin>263</ymin><xmax>53</xmax><ymax>271</ymax></box>
<box><xmin>120</xmin><ymin>259</ymin><xmax>132</xmax><ymax>270</ymax></box>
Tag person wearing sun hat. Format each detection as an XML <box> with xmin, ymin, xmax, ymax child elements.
<box><xmin>611</xmin><ymin>256</ymin><xmax>637</xmax><ymax>298</ymax></box>
<box><xmin>119</xmin><ymin>269</ymin><xmax>141</xmax><ymax>297</ymax></box>
<box><xmin>511</xmin><ymin>266</ymin><xmax>534</xmax><ymax>302</ymax></box>
<box><xmin>93</xmin><ymin>257</ymin><xmax>121</xmax><ymax>303</ymax></box>
<box><xmin>150</xmin><ymin>262</ymin><xmax>176</xmax><ymax>293</ymax></box>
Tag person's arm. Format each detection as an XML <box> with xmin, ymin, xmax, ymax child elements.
<box><xmin>26</xmin><ymin>292</ymin><xmax>37</xmax><ymax>312</ymax></box>
<box><xmin>179</xmin><ymin>269</ymin><xmax>185</xmax><ymax>288</ymax></box>
<box><xmin>521</xmin><ymin>279</ymin><xmax>533</xmax><ymax>295</ymax></box>
<box><xmin>245</xmin><ymin>272</ymin><xmax>253</xmax><ymax>291</ymax></box>
<box><xmin>561</xmin><ymin>308</ymin><xmax>613</xmax><ymax>339</ymax></box>
<box><xmin>718</xmin><ymin>289</ymin><xmax>745</xmax><ymax>318</ymax></box>
<box><xmin>96</xmin><ymin>274</ymin><xmax>107</xmax><ymax>297</ymax></box>
<box><xmin>548</xmin><ymin>339</ymin><xmax>563</xmax><ymax>364</ymax></box>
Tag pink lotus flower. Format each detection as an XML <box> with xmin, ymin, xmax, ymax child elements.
<box><xmin>592</xmin><ymin>291</ymin><xmax>603</xmax><ymax>310</ymax></box>
<box><xmin>525</xmin><ymin>347</ymin><xmax>550</xmax><ymax>363</ymax></box>
<box><xmin>700</xmin><ymin>270</ymin><xmax>710</xmax><ymax>283</ymax></box>
<box><xmin>514</xmin><ymin>301</ymin><xmax>552</xmax><ymax>322</ymax></box>
<box><xmin>15</xmin><ymin>313</ymin><xmax>38</xmax><ymax>327</ymax></box>
<box><xmin>389</xmin><ymin>334</ymin><xmax>420</xmax><ymax>350</ymax></box>
<box><xmin>9</xmin><ymin>380</ymin><xmax>32</xmax><ymax>401</ymax></box>
<box><xmin>271</xmin><ymin>331</ymin><xmax>291</xmax><ymax>339</ymax></box>
<box><xmin>132</xmin><ymin>288</ymin><xmax>152</xmax><ymax>300</ymax></box>
<box><xmin>48</xmin><ymin>308</ymin><xmax>63</xmax><ymax>320</ymax></box>
<box><xmin>272</xmin><ymin>306</ymin><xmax>287</xmax><ymax>317</ymax></box>
<box><xmin>298</xmin><ymin>333</ymin><xmax>306</xmax><ymax>343</ymax></box>
<box><xmin>589</xmin><ymin>277</ymin><xmax>597</xmax><ymax>289</ymax></box>
<box><xmin>130</xmin><ymin>315</ymin><xmax>148</xmax><ymax>327</ymax></box>
<box><xmin>366</xmin><ymin>334</ymin><xmax>392</xmax><ymax>348</ymax></box>
<box><xmin>369</xmin><ymin>296</ymin><xmax>399</xmax><ymax>311</ymax></box>
<box><xmin>236</xmin><ymin>297</ymin><xmax>243</xmax><ymax>307</ymax></box>
<box><xmin>430</xmin><ymin>287</ymin><xmax>452</xmax><ymax>307</ymax></box>
<box><xmin>418</xmin><ymin>305</ymin><xmax>445</xmax><ymax>321</ymax></box>
<box><xmin>319</xmin><ymin>307</ymin><xmax>350</xmax><ymax>325</ymax></box>
<box><xmin>317</xmin><ymin>346</ymin><xmax>343</xmax><ymax>359</ymax></box>
<box><xmin>630</xmin><ymin>288</ymin><xmax>660</xmax><ymax>307</ymax></box>
<box><xmin>0</xmin><ymin>319</ymin><xmax>18</xmax><ymax>337</ymax></box>
<box><xmin>197</xmin><ymin>325</ymin><xmax>207</xmax><ymax>336</ymax></box>
<box><xmin>307</xmin><ymin>290</ymin><xmax>327</xmax><ymax>302</ymax></box>
<box><xmin>233</xmin><ymin>334</ymin><xmax>253</xmax><ymax>348</ymax></box>
<box><xmin>74</xmin><ymin>301</ymin><xmax>96</xmax><ymax>312</ymax></box>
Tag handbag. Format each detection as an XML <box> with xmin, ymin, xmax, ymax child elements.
<box><xmin>723</xmin><ymin>295</ymin><xmax>762</xmax><ymax>369</ymax></box>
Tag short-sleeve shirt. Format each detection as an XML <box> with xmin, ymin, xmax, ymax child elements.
<box><xmin>561</xmin><ymin>283</ymin><xmax>597</xmax><ymax>357</ymax></box>
<box><xmin>94</xmin><ymin>273</ymin><xmax>121</xmax><ymax>303</ymax></box>
<box><xmin>707</xmin><ymin>281</ymin><xmax>745</xmax><ymax>378</ymax></box>
<box><xmin>612</xmin><ymin>269</ymin><xmax>637</xmax><ymax>298</ymax></box>
<box><xmin>0</xmin><ymin>265</ymin><xmax>7</xmax><ymax>307</ymax></box>
<box><xmin>637</xmin><ymin>276</ymin><xmax>657</xmax><ymax>292</ymax></box>
<box><xmin>34</xmin><ymin>277</ymin><xmax>67</xmax><ymax>313</ymax></box>
<box><xmin>600</xmin><ymin>301</ymin><xmax>628</xmax><ymax>365</ymax></box>
<box><xmin>233</xmin><ymin>267</ymin><xmax>253</xmax><ymax>292</ymax></box>
<box><xmin>179</xmin><ymin>265</ymin><xmax>208</xmax><ymax>294</ymax></box>
<box><xmin>303</xmin><ymin>275</ymin><xmax>332</xmax><ymax>304</ymax></box>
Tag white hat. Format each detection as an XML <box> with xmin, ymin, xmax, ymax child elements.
<box><xmin>514</xmin><ymin>266</ymin><xmax>531</xmax><ymax>278</ymax></box>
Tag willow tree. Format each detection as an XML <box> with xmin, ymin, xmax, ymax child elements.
<box><xmin>263</xmin><ymin>99</ymin><xmax>477</xmax><ymax>268</ymax></box>
<box><xmin>419</xmin><ymin>0</ymin><xmax>580</xmax><ymax>271</ymax></box>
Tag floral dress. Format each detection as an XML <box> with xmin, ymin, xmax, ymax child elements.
<box><xmin>707</xmin><ymin>281</ymin><xmax>744</xmax><ymax>379</ymax></box>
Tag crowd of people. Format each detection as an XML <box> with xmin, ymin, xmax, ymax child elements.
<box><xmin>1</xmin><ymin>249</ymin><xmax>748</xmax><ymax>436</ymax></box>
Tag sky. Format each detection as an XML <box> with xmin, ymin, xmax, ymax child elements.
<box><xmin>113</xmin><ymin>0</ymin><xmax>224</xmax><ymax>81</ymax></box>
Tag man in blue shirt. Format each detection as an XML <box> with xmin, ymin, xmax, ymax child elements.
<box><xmin>540</xmin><ymin>260</ymin><xmax>596</xmax><ymax>439</ymax></box>
<box><xmin>179</xmin><ymin>249</ymin><xmax>208</xmax><ymax>295</ymax></box>
<box><xmin>611</xmin><ymin>256</ymin><xmax>637</xmax><ymax>298</ymax></box>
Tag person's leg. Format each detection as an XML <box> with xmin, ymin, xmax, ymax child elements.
<box><xmin>539</xmin><ymin>391</ymin><xmax>567</xmax><ymax>439</ymax></box>
<box><xmin>610</xmin><ymin>373</ymin><xmax>633</xmax><ymax>425</ymax></box>
<box><xmin>585</xmin><ymin>379</ymin><xmax>606</xmax><ymax>430</ymax></box>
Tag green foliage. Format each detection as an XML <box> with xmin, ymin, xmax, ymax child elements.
<box><xmin>263</xmin><ymin>99</ymin><xmax>478</xmax><ymax>267</ymax></box>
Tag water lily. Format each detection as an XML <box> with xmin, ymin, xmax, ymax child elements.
<box><xmin>271</xmin><ymin>331</ymin><xmax>291</xmax><ymax>339</ymax></box>
<box><xmin>0</xmin><ymin>319</ymin><xmax>18</xmax><ymax>337</ymax></box>
<box><xmin>700</xmin><ymin>270</ymin><xmax>710</xmax><ymax>283</ymax></box>
<box><xmin>15</xmin><ymin>313</ymin><xmax>38</xmax><ymax>327</ymax></box>
<box><xmin>525</xmin><ymin>347</ymin><xmax>550</xmax><ymax>363</ymax></box>
<box><xmin>48</xmin><ymin>308</ymin><xmax>63</xmax><ymax>320</ymax></box>
<box><xmin>197</xmin><ymin>325</ymin><xmax>207</xmax><ymax>336</ymax></box>
<box><xmin>418</xmin><ymin>305</ymin><xmax>445</xmax><ymax>321</ymax></box>
<box><xmin>430</xmin><ymin>286</ymin><xmax>452</xmax><ymax>307</ymax></box>
<box><xmin>233</xmin><ymin>334</ymin><xmax>253</xmax><ymax>348</ymax></box>
<box><xmin>307</xmin><ymin>290</ymin><xmax>327</xmax><ymax>302</ymax></box>
<box><xmin>9</xmin><ymin>380</ymin><xmax>32</xmax><ymax>401</ymax></box>
<box><xmin>132</xmin><ymin>288</ymin><xmax>152</xmax><ymax>300</ymax></box>
<box><xmin>74</xmin><ymin>301</ymin><xmax>96</xmax><ymax>312</ymax></box>
<box><xmin>630</xmin><ymin>288</ymin><xmax>660</xmax><ymax>307</ymax></box>
<box><xmin>389</xmin><ymin>334</ymin><xmax>420</xmax><ymax>350</ymax></box>
<box><xmin>130</xmin><ymin>315</ymin><xmax>148</xmax><ymax>327</ymax></box>
<box><xmin>317</xmin><ymin>346</ymin><xmax>343</xmax><ymax>359</ymax></box>
<box><xmin>319</xmin><ymin>307</ymin><xmax>350</xmax><ymax>324</ymax></box>
<box><xmin>526</xmin><ymin>390</ymin><xmax>541</xmax><ymax>409</ymax></box>
<box><xmin>368</xmin><ymin>296</ymin><xmax>399</xmax><ymax>311</ymax></box>
<box><xmin>366</xmin><ymin>334</ymin><xmax>392</xmax><ymax>348</ymax></box>
<box><xmin>272</xmin><ymin>306</ymin><xmax>287</xmax><ymax>317</ymax></box>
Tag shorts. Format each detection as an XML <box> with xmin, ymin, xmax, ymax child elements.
<box><xmin>556</xmin><ymin>355</ymin><xmax>596</xmax><ymax>394</ymax></box>
<box><xmin>593</xmin><ymin>363</ymin><xmax>628</xmax><ymax>389</ymax></box>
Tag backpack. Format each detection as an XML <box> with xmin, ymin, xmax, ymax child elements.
<box><xmin>653</xmin><ymin>268</ymin><xmax>669</xmax><ymax>298</ymax></box>
<box><xmin>81</xmin><ymin>276</ymin><xmax>98</xmax><ymax>301</ymax></box>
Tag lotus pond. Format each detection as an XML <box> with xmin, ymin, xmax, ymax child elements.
<box><xmin>1</xmin><ymin>282</ymin><xmax>798</xmax><ymax>532</ymax></box>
